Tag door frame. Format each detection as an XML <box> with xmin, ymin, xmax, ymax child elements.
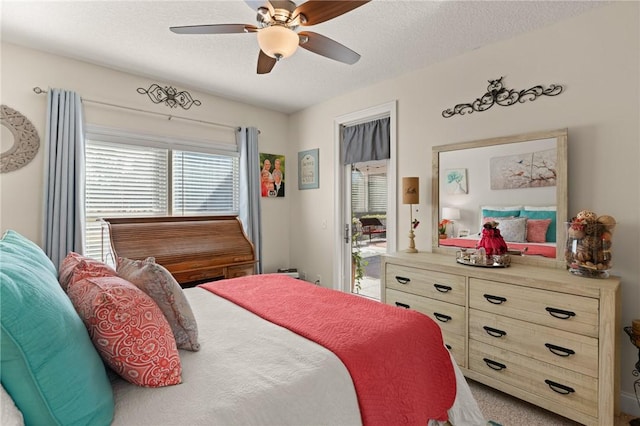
<box><xmin>332</xmin><ymin>101</ymin><xmax>397</xmax><ymax>293</ymax></box>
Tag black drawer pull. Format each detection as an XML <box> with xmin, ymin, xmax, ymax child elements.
<box><xmin>434</xmin><ymin>284</ymin><xmax>452</xmax><ymax>293</ymax></box>
<box><xmin>545</xmin><ymin>343</ymin><xmax>575</xmax><ymax>357</ymax></box>
<box><xmin>483</xmin><ymin>326</ymin><xmax>507</xmax><ymax>338</ymax></box>
<box><xmin>395</xmin><ymin>302</ymin><xmax>410</xmax><ymax>309</ymax></box>
<box><xmin>545</xmin><ymin>307</ymin><xmax>576</xmax><ymax>320</ymax></box>
<box><xmin>544</xmin><ymin>379</ymin><xmax>575</xmax><ymax>395</ymax></box>
<box><xmin>395</xmin><ymin>276</ymin><xmax>411</xmax><ymax>285</ymax></box>
<box><xmin>445</xmin><ymin>344</ymin><xmax>452</xmax><ymax>350</ymax></box>
<box><xmin>433</xmin><ymin>312</ymin><xmax>452</xmax><ymax>323</ymax></box>
<box><xmin>483</xmin><ymin>294</ymin><xmax>507</xmax><ymax>304</ymax></box>
<box><xmin>483</xmin><ymin>358</ymin><xmax>507</xmax><ymax>371</ymax></box>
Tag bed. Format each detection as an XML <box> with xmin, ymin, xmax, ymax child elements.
<box><xmin>1</xmin><ymin>229</ymin><xmax>485</xmax><ymax>426</ymax></box>
<box><xmin>439</xmin><ymin>236</ymin><xmax>557</xmax><ymax>258</ymax></box>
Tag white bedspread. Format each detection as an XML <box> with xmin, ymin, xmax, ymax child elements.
<box><xmin>111</xmin><ymin>287</ymin><xmax>485</xmax><ymax>426</ymax></box>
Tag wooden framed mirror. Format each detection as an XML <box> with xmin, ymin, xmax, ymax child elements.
<box><xmin>432</xmin><ymin>129</ymin><xmax>567</xmax><ymax>268</ymax></box>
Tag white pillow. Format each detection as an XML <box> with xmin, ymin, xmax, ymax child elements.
<box><xmin>1</xmin><ymin>385</ymin><xmax>24</xmax><ymax>426</ymax></box>
<box><xmin>495</xmin><ymin>217</ymin><xmax>527</xmax><ymax>243</ymax></box>
<box><xmin>523</xmin><ymin>205</ymin><xmax>556</xmax><ymax>211</ymax></box>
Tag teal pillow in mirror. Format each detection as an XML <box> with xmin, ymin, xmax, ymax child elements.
<box><xmin>481</xmin><ymin>209</ymin><xmax>521</xmax><ymax>219</ymax></box>
<box><xmin>0</xmin><ymin>230</ymin><xmax>114</xmax><ymax>426</ymax></box>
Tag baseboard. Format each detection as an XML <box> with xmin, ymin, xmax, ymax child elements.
<box><xmin>621</xmin><ymin>390</ymin><xmax>640</xmax><ymax>417</ymax></box>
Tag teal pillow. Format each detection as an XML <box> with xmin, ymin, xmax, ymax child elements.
<box><xmin>0</xmin><ymin>230</ymin><xmax>114</xmax><ymax>426</ymax></box>
<box><xmin>520</xmin><ymin>210</ymin><xmax>556</xmax><ymax>242</ymax></box>
<box><xmin>482</xmin><ymin>209</ymin><xmax>521</xmax><ymax>218</ymax></box>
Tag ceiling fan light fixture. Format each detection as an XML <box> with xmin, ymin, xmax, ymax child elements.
<box><xmin>257</xmin><ymin>25</ymin><xmax>299</xmax><ymax>60</ymax></box>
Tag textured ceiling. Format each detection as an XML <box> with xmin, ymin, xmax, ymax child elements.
<box><xmin>1</xmin><ymin>1</ymin><xmax>606</xmax><ymax>114</ymax></box>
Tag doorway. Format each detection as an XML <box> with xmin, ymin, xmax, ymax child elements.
<box><xmin>332</xmin><ymin>101</ymin><xmax>397</xmax><ymax>297</ymax></box>
<box><xmin>350</xmin><ymin>161</ymin><xmax>387</xmax><ymax>299</ymax></box>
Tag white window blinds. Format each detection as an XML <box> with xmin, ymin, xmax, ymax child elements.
<box><xmin>172</xmin><ymin>150</ymin><xmax>239</xmax><ymax>215</ymax></box>
<box><xmin>84</xmin><ymin>131</ymin><xmax>239</xmax><ymax>261</ymax></box>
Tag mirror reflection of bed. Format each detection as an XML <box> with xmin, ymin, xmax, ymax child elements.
<box><xmin>432</xmin><ymin>129</ymin><xmax>567</xmax><ymax>267</ymax></box>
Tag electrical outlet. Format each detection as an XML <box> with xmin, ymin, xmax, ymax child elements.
<box><xmin>301</xmin><ymin>271</ymin><xmax>307</xmax><ymax>280</ymax></box>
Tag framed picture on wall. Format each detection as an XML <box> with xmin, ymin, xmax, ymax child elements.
<box><xmin>445</xmin><ymin>168</ymin><xmax>468</xmax><ymax>194</ymax></box>
<box><xmin>259</xmin><ymin>153</ymin><xmax>285</xmax><ymax>197</ymax></box>
<box><xmin>298</xmin><ymin>148</ymin><xmax>319</xmax><ymax>190</ymax></box>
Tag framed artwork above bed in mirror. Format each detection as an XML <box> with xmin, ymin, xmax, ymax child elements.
<box><xmin>432</xmin><ymin>129</ymin><xmax>568</xmax><ymax>268</ymax></box>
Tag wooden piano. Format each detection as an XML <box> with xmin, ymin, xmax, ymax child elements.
<box><xmin>102</xmin><ymin>216</ymin><xmax>256</xmax><ymax>287</ymax></box>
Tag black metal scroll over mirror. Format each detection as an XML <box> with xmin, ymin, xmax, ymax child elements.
<box><xmin>442</xmin><ymin>77</ymin><xmax>563</xmax><ymax>118</ymax></box>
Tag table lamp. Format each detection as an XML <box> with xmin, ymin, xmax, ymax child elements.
<box><xmin>402</xmin><ymin>177</ymin><xmax>419</xmax><ymax>253</ymax></box>
<box><xmin>442</xmin><ymin>207</ymin><xmax>460</xmax><ymax>237</ymax></box>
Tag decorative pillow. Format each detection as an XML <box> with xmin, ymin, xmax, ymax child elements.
<box><xmin>67</xmin><ymin>275</ymin><xmax>182</xmax><ymax>387</ymax></box>
<box><xmin>483</xmin><ymin>216</ymin><xmax>515</xmax><ymax>224</ymax></box>
<box><xmin>524</xmin><ymin>205</ymin><xmax>556</xmax><ymax>211</ymax></box>
<box><xmin>59</xmin><ymin>251</ymin><xmax>117</xmax><ymax>291</ymax></box>
<box><xmin>526</xmin><ymin>219</ymin><xmax>552</xmax><ymax>243</ymax></box>
<box><xmin>495</xmin><ymin>217</ymin><xmax>528</xmax><ymax>243</ymax></box>
<box><xmin>117</xmin><ymin>257</ymin><xmax>200</xmax><ymax>351</ymax></box>
<box><xmin>1</xmin><ymin>384</ymin><xmax>24</xmax><ymax>426</ymax></box>
<box><xmin>520</xmin><ymin>209</ymin><xmax>556</xmax><ymax>242</ymax></box>
<box><xmin>481</xmin><ymin>209</ymin><xmax>521</xmax><ymax>218</ymax></box>
<box><xmin>481</xmin><ymin>205</ymin><xmax>524</xmax><ymax>211</ymax></box>
<box><xmin>0</xmin><ymin>230</ymin><xmax>114</xmax><ymax>426</ymax></box>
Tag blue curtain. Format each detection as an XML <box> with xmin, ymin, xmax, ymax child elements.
<box><xmin>237</xmin><ymin>127</ymin><xmax>262</xmax><ymax>273</ymax></box>
<box><xmin>43</xmin><ymin>89</ymin><xmax>85</xmax><ymax>269</ymax></box>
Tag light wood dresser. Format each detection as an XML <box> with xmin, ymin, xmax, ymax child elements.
<box><xmin>381</xmin><ymin>252</ymin><xmax>621</xmax><ymax>426</ymax></box>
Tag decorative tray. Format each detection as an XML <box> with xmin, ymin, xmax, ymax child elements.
<box><xmin>455</xmin><ymin>249</ymin><xmax>511</xmax><ymax>268</ymax></box>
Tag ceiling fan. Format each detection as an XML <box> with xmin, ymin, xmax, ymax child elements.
<box><xmin>170</xmin><ymin>0</ymin><xmax>370</xmax><ymax>74</ymax></box>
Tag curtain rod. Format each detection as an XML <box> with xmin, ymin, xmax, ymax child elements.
<box><xmin>32</xmin><ymin>86</ymin><xmax>242</xmax><ymax>132</ymax></box>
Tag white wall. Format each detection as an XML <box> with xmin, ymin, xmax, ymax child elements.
<box><xmin>289</xmin><ymin>2</ymin><xmax>640</xmax><ymax>414</ymax></box>
<box><xmin>0</xmin><ymin>42</ymin><xmax>291</xmax><ymax>273</ymax></box>
<box><xmin>1</xmin><ymin>1</ymin><xmax>638</xmax><ymax>415</ymax></box>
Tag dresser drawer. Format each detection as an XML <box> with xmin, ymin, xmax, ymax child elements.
<box><xmin>469</xmin><ymin>309</ymin><xmax>598</xmax><ymax>377</ymax></box>
<box><xmin>443</xmin><ymin>331</ymin><xmax>465</xmax><ymax>368</ymax></box>
<box><xmin>386</xmin><ymin>288</ymin><xmax>466</xmax><ymax>336</ymax></box>
<box><xmin>386</xmin><ymin>263</ymin><xmax>466</xmax><ymax>305</ymax></box>
<box><xmin>469</xmin><ymin>340</ymin><xmax>598</xmax><ymax>418</ymax></box>
<box><xmin>469</xmin><ymin>278</ymin><xmax>599</xmax><ymax>337</ymax></box>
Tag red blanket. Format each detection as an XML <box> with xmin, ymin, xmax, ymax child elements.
<box><xmin>200</xmin><ymin>274</ymin><xmax>456</xmax><ymax>424</ymax></box>
<box><xmin>440</xmin><ymin>237</ymin><xmax>556</xmax><ymax>258</ymax></box>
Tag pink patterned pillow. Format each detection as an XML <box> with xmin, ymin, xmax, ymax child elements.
<box><xmin>526</xmin><ymin>218</ymin><xmax>552</xmax><ymax>243</ymax></box>
<box><xmin>117</xmin><ymin>257</ymin><xmax>200</xmax><ymax>351</ymax></box>
<box><xmin>67</xmin><ymin>276</ymin><xmax>182</xmax><ymax>387</ymax></box>
<box><xmin>58</xmin><ymin>252</ymin><xmax>117</xmax><ymax>291</ymax></box>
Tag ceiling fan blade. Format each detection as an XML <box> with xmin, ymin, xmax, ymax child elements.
<box><xmin>257</xmin><ymin>50</ymin><xmax>277</xmax><ymax>74</ymax></box>
<box><xmin>298</xmin><ymin>31</ymin><xmax>360</xmax><ymax>65</ymax></box>
<box><xmin>170</xmin><ymin>24</ymin><xmax>257</xmax><ymax>35</ymax></box>
<box><xmin>294</xmin><ymin>1</ymin><xmax>370</xmax><ymax>26</ymax></box>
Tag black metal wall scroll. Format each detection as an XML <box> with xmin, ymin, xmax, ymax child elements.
<box><xmin>442</xmin><ymin>77</ymin><xmax>563</xmax><ymax>118</ymax></box>
<box><xmin>137</xmin><ymin>84</ymin><xmax>202</xmax><ymax>110</ymax></box>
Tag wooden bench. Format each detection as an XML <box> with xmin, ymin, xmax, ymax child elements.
<box><xmin>102</xmin><ymin>216</ymin><xmax>256</xmax><ymax>287</ymax></box>
<box><xmin>359</xmin><ymin>217</ymin><xmax>386</xmax><ymax>242</ymax></box>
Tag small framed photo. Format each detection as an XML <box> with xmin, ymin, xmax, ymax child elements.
<box><xmin>298</xmin><ymin>148</ymin><xmax>319</xmax><ymax>190</ymax></box>
<box><xmin>457</xmin><ymin>229</ymin><xmax>470</xmax><ymax>238</ymax></box>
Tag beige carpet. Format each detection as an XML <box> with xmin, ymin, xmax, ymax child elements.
<box><xmin>467</xmin><ymin>379</ymin><xmax>638</xmax><ymax>426</ymax></box>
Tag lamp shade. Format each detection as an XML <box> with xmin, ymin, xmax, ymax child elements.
<box><xmin>442</xmin><ymin>207</ymin><xmax>460</xmax><ymax>220</ymax></box>
<box><xmin>257</xmin><ymin>26</ymin><xmax>299</xmax><ymax>59</ymax></box>
<box><xmin>402</xmin><ymin>177</ymin><xmax>419</xmax><ymax>205</ymax></box>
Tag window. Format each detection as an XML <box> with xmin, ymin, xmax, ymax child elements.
<box><xmin>85</xmin><ymin>128</ymin><xmax>239</xmax><ymax>261</ymax></box>
<box><xmin>351</xmin><ymin>161</ymin><xmax>387</xmax><ymax>215</ymax></box>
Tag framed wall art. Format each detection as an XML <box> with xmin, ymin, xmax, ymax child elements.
<box><xmin>445</xmin><ymin>168</ymin><xmax>468</xmax><ymax>194</ymax></box>
<box><xmin>259</xmin><ymin>152</ymin><xmax>285</xmax><ymax>197</ymax></box>
<box><xmin>298</xmin><ymin>148</ymin><xmax>319</xmax><ymax>190</ymax></box>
